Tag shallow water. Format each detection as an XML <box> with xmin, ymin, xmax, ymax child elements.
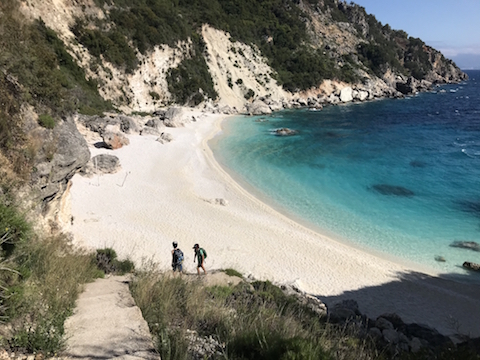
<box><xmin>212</xmin><ymin>70</ymin><xmax>480</xmax><ymax>282</ymax></box>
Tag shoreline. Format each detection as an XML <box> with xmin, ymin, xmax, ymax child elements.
<box><xmin>207</xmin><ymin>115</ymin><xmax>444</xmax><ymax>278</ymax></box>
<box><xmin>69</xmin><ymin>109</ymin><xmax>480</xmax><ymax>338</ymax></box>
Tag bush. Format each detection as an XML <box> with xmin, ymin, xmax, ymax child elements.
<box><xmin>38</xmin><ymin>114</ymin><xmax>55</xmax><ymax>129</ymax></box>
<box><xmin>96</xmin><ymin>248</ymin><xmax>135</xmax><ymax>275</ymax></box>
<box><xmin>0</xmin><ymin>201</ymin><xmax>31</xmax><ymax>257</ymax></box>
<box><xmin>224</xmin><ymin>268</ymin><xmax>242</xmax><ymax>278</ymax></box>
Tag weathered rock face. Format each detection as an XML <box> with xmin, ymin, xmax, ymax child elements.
<box><xmin>32</xmin><ymin>116</ymin><xmax>90</xmax><ymax>203</ymax></box>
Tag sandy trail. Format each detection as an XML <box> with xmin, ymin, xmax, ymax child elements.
<box><xmin>68</xmin><ymin>110</ymin><xmax>480</xmax><ymax>338</ymax></box>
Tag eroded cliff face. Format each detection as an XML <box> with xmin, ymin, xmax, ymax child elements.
<box><xmin>17</xmin><ymin>0</ymin><xmax>466</xmax><ymax>115</ymax></box>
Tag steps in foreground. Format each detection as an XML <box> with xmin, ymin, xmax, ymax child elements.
<box><xmin>63</xmin><ymin>275</ymin><xmax>160</xmax><ymax>360</ymax></box>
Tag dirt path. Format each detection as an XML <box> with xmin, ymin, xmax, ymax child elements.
<box><xmin>62</xmin><ymin>275</ymin><xmax>160</xmax><ymax>359</ymax></box>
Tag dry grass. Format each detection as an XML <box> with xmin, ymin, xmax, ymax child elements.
<box><xmin>131</xmin><ymin>269</ymin><xmax>382</xmax><ymax>360</ymax></box>
<box><xmin>0</xmin><ymin>233</ymin><xmax>102</xmax><ymax>354</ymax></box>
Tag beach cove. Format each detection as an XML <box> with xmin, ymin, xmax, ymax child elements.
<box><xmin>68</xmin><ymin>108</ymin><xmax>480</xmax><ymax>338</ymax></box>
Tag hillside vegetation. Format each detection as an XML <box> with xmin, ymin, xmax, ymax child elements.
<box><xmin>70</xmin><ymin>0</ymin><xmax>461</xmax><ymax>99</ymax></box>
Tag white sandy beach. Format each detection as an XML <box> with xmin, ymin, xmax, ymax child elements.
<box><xmin>68</xmin><ymin>109</ymin><xmax>480</xmax><ymax>338</ymax></box>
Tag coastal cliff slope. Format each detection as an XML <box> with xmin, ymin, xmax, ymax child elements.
<box><xmin>13</xmin><ymin>0</ymin><xmax>467</xmax><ymax>114</ymax></box>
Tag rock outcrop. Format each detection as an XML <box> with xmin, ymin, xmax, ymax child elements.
<box><xmin>463</xmin><ymin>261</ymin><xmax>480</xmax><ymax>271</ymax></box>
<box><xmin>32</xmin><ymin>117</ymin><xmax>90</xmax><ymax>203</ymax></box>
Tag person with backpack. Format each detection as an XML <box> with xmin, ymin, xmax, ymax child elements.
<box><xmin>171</xmin><ymin>241</ymin><xmax>184</xmax><ymax>273</ymax></box>
<box><xmin>193</xmin><ymin>243</ymin><xmax>207</xmax><ymax>275</ymax></box>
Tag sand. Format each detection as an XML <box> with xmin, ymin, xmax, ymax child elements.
<box><xmin>68</xmin><ymin>109</ymin><xmax>480</xmax><ymax>338</ymax></box>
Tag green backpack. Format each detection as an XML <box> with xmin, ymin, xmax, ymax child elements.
<box><xmin>201</xmin><ymin>248</ymin><xmax>207</xmax><ymax>259</ymax></box>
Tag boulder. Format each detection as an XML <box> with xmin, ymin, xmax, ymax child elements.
<box><xmin>382</xmin><ymin>329</ymin><xmax>400</xmax><ymax>344</ymax></box>
<box><xmin>463</xmin><ymin>261</ymin><xmax>480</xmax><ymax>271</ymax></box>
<box><xmin>267</xmin><ymin>100</ymin><xmax>284</xmax><ymax>112</ymax></box>
<box><xmin>140</xmin><ymin>127</ymin><xmax>160</xmax><ymax>136</ymax></box>
<box><xmin>118</xmin><ymin>115</ymin><xmax>139</xmax><ymax>134</ymax></box>
<box><xmin>355</xmin><ymin>90</ymin><xmax>369</xmax><ymax>101</ymax></box>
<box><xmin>164</xmin><ymin>107</ymin><xmax>185</xmax><ymax>127</ymax></box>
<box><xmin>409</xmin><ymin>337</ymin><xmax>423</xmax><ymax>353</ymax></box>
<box><xmin>272</xmin><ymin>128</ymin><xmax>297</xmax><ymax>136</ymax></box>
<box><xmin>89</xmin><ymin>154</ymin><xmax>121</xmax><ymax>174</ymax></box>
<box><xmin>153</xmin><ymin>109</ymin><xmax>167</xmax><ymax>119</ymax></box>
<box><xmin>339</xmin><ymin>87</ymin><xmax>353</xmax><ymax>102</ymax></box>
<box><xmin>297</xmin><ymin>98</ymin><xmax>308</xmax><ymax>107</ymax></box>
<box><xmin>245</xmin><ymin>99</ymin><xmax>272</xmax><ymax>115</ymax></box>
<box><xmin>328</xmin><ymin>299</ymin><xmax>361</xmax><ymax>323</ymax></box>
<box><xmin>328</xmin><ymin>93</ymin><xmax>340</xmax><ymax>104</ymax></box>
<box><xmin>103</xmin><ymin>129</ymin><xmax>129</xmax><ymax>150</ymax></box>
<box><xmin>144</xmin><ymin>118</ymin><xmax>164</xmax><ymax>129</ymax></box>
<box><xmin>375</xmin><ymin>317</ymin><xmax>394</xmax><ymax>330</ymax></box>
<box><xmin>450</xmin><ymin>241</ymin><xmax>480</xmax><ymax>252</ymax></box>
<box><xmin>156</xmin><ymin>132</ymin><xmax>173</xmax><ymax>144</ymax></box>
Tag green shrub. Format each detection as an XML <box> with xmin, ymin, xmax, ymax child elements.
<box><xmin>0</xmin><ymin>201</ymin><xmax>31</xmax><ymax>257</ymax></box>
<box><xmin>149</xmin><ymin>91</ymin><xmax>160</xmax><ymax>100</ymax></box>
<box><xmin>224</xmin><ymin>268</ymin><xmax>242</xmax><ymax>278</ymax></box>
<box><xmin>38</xmin><ymin>114</ymin><xmax>55</xmax><ymax>129</ymax></box>
<box><xmin>244</xmin><ymin>88</ymin><xmax>255</xmax><ymax>100</ymax></box>
<box><xmin>167</xmin><ymin>34</ymin><xmax>217</xmax><ymax>105</ymax></box>
<box><xmin>96</xmin><ymin>248</ymin><xmax>135</xmax><ymax>275</ymax></box>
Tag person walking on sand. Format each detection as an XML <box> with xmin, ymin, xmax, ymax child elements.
<box><xmin>171</xmin><ymin>242</ymin><xmax>184</xmax><ymax>273</ymax></box>
<box><xmin>193</xmin><ymin>243</ymin><xmax>207</xmax><ymax>275</ymax></box>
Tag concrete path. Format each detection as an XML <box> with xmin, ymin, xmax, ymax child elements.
<box><xmin>62</xmin><ymin>275</ymin><xmax>160</xmax><ymax>360</ymax></box>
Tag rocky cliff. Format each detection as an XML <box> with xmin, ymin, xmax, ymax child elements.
<box><xmin>15</xmin><ymin>0</ymin><xmax>467</xmax><ymax>114</ymax></box>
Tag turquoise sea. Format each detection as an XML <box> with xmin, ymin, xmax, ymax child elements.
<box><xmin>211</xmin><ymin>70</ymin><xmax>480</xmax><ymax>283</ymax></box>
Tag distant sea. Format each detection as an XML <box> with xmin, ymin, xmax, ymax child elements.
<box><xmin>211</xmin><ymin>70</ymin><xmax>480</xmax><ymax>282</ymax></box>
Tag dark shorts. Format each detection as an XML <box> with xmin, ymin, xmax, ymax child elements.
<box><xmin>173</xmin><ymin>263</ymin><xmax>183</xmax><ymax>272</ymax></box>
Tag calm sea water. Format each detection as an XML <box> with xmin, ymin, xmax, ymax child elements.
<box><xmin>212</xmin><ymin>70</ymin><xmax>480</xmax><ymax>281</ymax></box>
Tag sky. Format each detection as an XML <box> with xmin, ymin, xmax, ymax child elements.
<box><xmin>351</xmin><ymin>0</ymin><xmax>480</xmax><ymax>69</ymax></box>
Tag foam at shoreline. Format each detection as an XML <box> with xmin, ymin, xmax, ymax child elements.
<box><xmin>69</xmin><ymin>109</ymin><xmax>480</xmax><ymax>337</ymax></box>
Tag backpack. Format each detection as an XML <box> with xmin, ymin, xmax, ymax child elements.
<box><xmin>200</xmin><ymin>248</ymin><xmax>207</xmax><ymax>259</ymax></box>
<box><xmin>174</xmin><ymin>248</ymin><xmax>184</xmax><ymax>263</ymax></box>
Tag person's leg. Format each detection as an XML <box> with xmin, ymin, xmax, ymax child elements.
<box><xmin>201</xmin><ymin>263</ymin><xmax>207</xmax><ymax>275</ymax></box>
<box><xmin>197</xmin><ymin>263</ymin><xmax>201</xmax><ymax>275</ymax></box>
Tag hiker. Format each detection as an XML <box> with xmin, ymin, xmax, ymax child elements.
<box><xmin>171</xmin><ymin>241</ymin><xmax>184</xmax><ymax>272</ymax></box>
<box><xmin>193</xmin><ymin>243</ymin><xmax>207</xmax><ymax>275</ymax></box>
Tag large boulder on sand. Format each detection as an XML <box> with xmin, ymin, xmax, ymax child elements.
<box><xmin>103</xmin><ymin>125</ymin><xmax>130</xmax><ymax>149</ymax></box>
<box><xmin>82</xmin><ymin>154</ymin><xmax>121</xmax><ymax>177</ymax></box>
<box><xmin>156</xmin><ymin>132</ymin><xmax>173</xmax><ymax>144</ymax></box>
<box><xmin>164</xmin><ymin>107</ymin><xmax>185</xmax><ymax>127</ymax></box>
